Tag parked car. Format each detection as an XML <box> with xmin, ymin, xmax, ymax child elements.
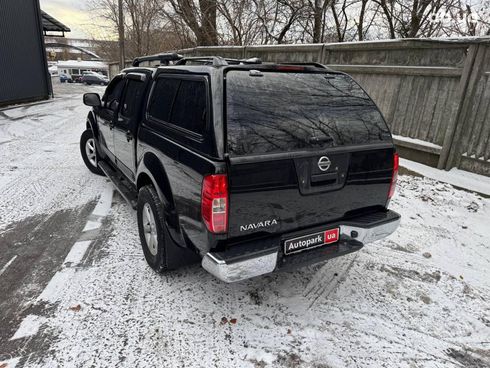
<box><xmin>59</xmin><ymin>73</ymin><xmax>72</xmax><ymax>83</ymax></box>
<box><xmin>81</xmin><ymin>72</ymin><xmax>109</xmax><ymax>85</ymax></box>
<box><xmin>80</xmin><ymin>54</ymin><xmax>400</xmax><ymax>282</ymax></box>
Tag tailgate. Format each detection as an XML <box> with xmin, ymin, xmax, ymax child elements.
<box><xmin>227</xmin><ymin>148</ymin><xmax>395</xmax><ymax>238</ymax></box>
<box><xmin>225</xmin><ymin>69</ymin><xmax>395</xmax><ymax>238</ymax></box>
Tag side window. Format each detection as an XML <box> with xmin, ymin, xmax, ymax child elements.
<box><xmin>121</xmin><ymin>80</ymin><xmax>145</xmax><ymax>118</ymax></box>
<box><xmin>103</xmin><ymin>77</ymin><xmax>124</xmax><ymax>111</ymax></box>
<box><xmin>148</xmin><ymin>78</ymin><xmax>180</xmax><ymax>122</ymax></box>
<box><xmin>170</xmin><ymin>80</ymin><xmax>207</xmax><ymax>135</ymax></box>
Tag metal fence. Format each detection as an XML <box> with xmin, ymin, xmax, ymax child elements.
<box><xmin>0</xmin><ymin>0</ymin><xmax>51</xmax><ymax>106</ymax></box>
<box><xmin>110</xmin><ymin>38</ymin><xmax>490</xmax><ymax>176</ymax></box>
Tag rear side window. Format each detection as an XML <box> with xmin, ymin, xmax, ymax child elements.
<box><xmin>226</xmin><ymin>71</ymin><xmax>390</xmax><ymax>156</ymax></box>
<box><xmin>148</xmin><ymin>78</ymin><xmax>180</xmax><ymax>122</ymax></box>
<box><xmin>170</xmin><ymin>80</ymin><xmax>207</xmax><ymax>135</ymax></box>
<box><xmin>148</xmin><ymin>77</ymin><xmax>207</xmax><ymax>135</ymax></box>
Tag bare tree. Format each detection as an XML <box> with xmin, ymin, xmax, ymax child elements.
<box><xmin>311</xmin><ymin>0</ymin><xmax>332</xmax><ymax>42</ymax></box>
<box><xmin>373</xmin><ymin>0</ymin><xmax>463</xmax><ymax>39</ymax></box>
<box><xmin>164</xmin><ymin>0</ymin><xmax>218</xmax><ymax>45</ymax></box>
<box><xmin>87</xmin><ymin>0</ymin><xmax>490</xmax><ymax>54</ymax></box>
<box><xmin>327</xmin><ymin>0</ymin><xmax>359</xmax><ymax>42</ymax></box>
<box><xmin>442</xmin><ymin>0</ymin><xmax>490</xmax><ymax>36</ymax></box>
<box><xmin>252</xmin><ymin>0</ymin><xmax>309</xmax><ymax>44</ymax></box>
<box><xmin>88</xmin><ymin>0</ymin><xmax>193</xmax><ymax>59</ymax></box>
<box><xmin>216</xmin><ymin>0</ymin><xmax>264</xmax><ymax>45</ymax></box>
<box><xmin>355</xmin><ymin>0</ymin><xmax>382</xmax><ymax>40</ymax></box>
<box><xmin>124</xmin><ymin>0</ymin><xmax>161</xmax><ymax>56</ymax></box>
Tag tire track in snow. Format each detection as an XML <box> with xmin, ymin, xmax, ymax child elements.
<box><xmin>36</xmin><ymin>184</ymin><xmax>113</xmax><ymax>305</ymax></box>
<box><xmin>303</xmin><ymin>252</ymin><xmax>358</xmax><ymax>309</ymax></box>
<box><xmin>3</xmin><ymin>185</ymin><xmax>113</xmax><ymax>365</ymax></box>
<box><xmin>0</xmin><ymin>255</ymin><xmax>17</xmax><ymax>277</ymax></box>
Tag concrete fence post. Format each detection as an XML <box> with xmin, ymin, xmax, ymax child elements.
<box><xmin>438</xmin><ymin>44</ymin><xmax>481</xmax><ymax>170</ymax></box>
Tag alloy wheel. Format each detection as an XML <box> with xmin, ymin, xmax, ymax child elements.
<box><xmin>85</xmin><ymin>138</ymin><xmax>97</xmax><ymax>167</ymax></box>
<box><xmin>142</xmin><ymin>203</ymin><xmax>158</xmax><ymax>256</ymax></box>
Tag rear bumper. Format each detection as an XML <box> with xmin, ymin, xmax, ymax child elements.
<box><xmin>202</xmin><ymin>210</ymin><xmax>400</xmax><ymax>283</ymax></box>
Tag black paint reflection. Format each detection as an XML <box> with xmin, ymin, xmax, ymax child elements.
<box><xmin>226</xmin><ymin>72</ymin><xmax>390</xmax><ymax>156</ymax></box>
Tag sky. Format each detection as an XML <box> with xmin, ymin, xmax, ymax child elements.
<box><xmin>40</xmin><ymin>0</ymin><xmax>109</xmax><ymax>39</ymax></box>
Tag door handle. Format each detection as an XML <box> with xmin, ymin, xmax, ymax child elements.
<box><xmin>126</xmin><ymin>131</ymin><xmax>133</xmax><ymax>141</ymax></box>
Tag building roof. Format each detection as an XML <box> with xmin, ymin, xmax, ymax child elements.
<box><xmin>57</xmin><ymin>60</ymin><xmax>108</xmax><ymax>69</ymax></box>
<box><xmin>41</xmin><ymin>11</ymin><xmax>71</xmax><ymax>33</ymax></box>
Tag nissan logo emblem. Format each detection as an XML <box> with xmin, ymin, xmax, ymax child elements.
<box><xmin>318</xmin><ymin>156</ymin><xmax>331</xmax><ymax>171</ymax></box>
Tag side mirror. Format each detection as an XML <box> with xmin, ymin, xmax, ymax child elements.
<box><xmin>83</xmin><ymin>93</ymin><xmax>101</xmax><ymax>107</ymax></box>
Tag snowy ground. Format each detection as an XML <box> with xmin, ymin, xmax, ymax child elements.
<box><xmin>0</xmin><ymin>82</ymin><xmax>489</xmax><ymax>368</ymax></box>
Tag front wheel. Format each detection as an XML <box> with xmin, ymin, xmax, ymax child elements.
<box><xmin>80</xmin><ymin>129</ymin><xmax>104</xmax><ymax>176</ymax></box>
<box><xmin>137</xmin><ymin>185</ymin><xmax>169</xmax><ymax>273</ymax></box>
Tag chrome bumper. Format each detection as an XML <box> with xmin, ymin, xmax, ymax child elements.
<box><xmin>340</xmin><ymin>216</ymin><xmax>401</xmax><ymax>245</ymax></box>
<box><xmin>202</xmin><ymin>251</ymin><xmax>278</xmax><ymax>283</ymax></box>
<box><xmin>202</xmin><ymin>216</ymin><xmax>400</xmax><ymax>283</ymax></box>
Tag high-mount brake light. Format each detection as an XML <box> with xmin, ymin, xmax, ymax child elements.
<box><xmin>201</xmin><ymin>174</ymin><xmax>228</xmax><ymax>234</ymax></box>
<box><xmin>388</xmin><ymin>153</ymin><xmax>399</xmax><ymax>200</ymax></box>
<box><xmin>276</xmin><ymin>65</ymin><xmax>305</xmax><ymax>71</ymax></box>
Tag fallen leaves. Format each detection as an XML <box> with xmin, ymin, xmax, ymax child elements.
<box><xmin>69</xmin><ymin>304</ymin><xmax>81</xmax><ymax>312</ymax></box>
<box><xmin>220</xmin><ymin>317</ymin><xmax>237</xmax><ymax>325</ymax></box>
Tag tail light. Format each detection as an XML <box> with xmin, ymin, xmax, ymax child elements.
<box><xmin>388</xmin><ymin>153</ymin><xmax>399</xmax><ymax>199</ymax></box>
<box><xmin>201</xmin><ymin>174</ymin><xmax>228</xmax><ymax>233</ymax></box>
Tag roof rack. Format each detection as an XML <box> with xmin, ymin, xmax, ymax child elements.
<box><xmin>132</xmin><ymin>53</ymin><xmax>182</xmax><ymax>67</ymax></box>
<box><xmin>175</xmin><ymin>56</ymin><xmax>228</xmax><ymax>66</ymax></box>
<box><xmin>175</xmin><ymin>56</ymin><xmax>262</xmax><ymax>66</ymax></box>
<box><xmin>226</xmin><ymin>57</ymin><xmax>262</xmax><ymax>65</ymax></box>
<box><xmin>279</xmin><ymin>62</ymin><xmax>328</xmax><ymax>69</ymax></box>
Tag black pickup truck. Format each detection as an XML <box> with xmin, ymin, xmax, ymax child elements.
<box><xmin>80</xmin><ymin>54</ymin><xmax>400</xmax><ymax>282</ymax></box>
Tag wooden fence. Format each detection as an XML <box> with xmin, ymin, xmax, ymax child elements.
<box><xmin>110</xmin><ymin>38</ymin><xmax>490</xmax><ymax>176</ymax></box>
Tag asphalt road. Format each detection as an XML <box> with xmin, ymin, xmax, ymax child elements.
<box><xmin>0</xmin><ymin>80</ymin><xmax>489</xmax><ymax>368</ymax></box>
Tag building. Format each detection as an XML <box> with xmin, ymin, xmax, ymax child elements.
<box><xmin>0</xmin><ymin>1</ymin><xmax>69</xmax><ymax>107</ymax></box>
<box><xmin>57</xmin><ymin>60</ymin><xmax>109</xmax><ymax>80</ymax></box>
<box><xmin>44</xmin><ymin>36</ymin><xmax>118</xmax><ymax>62</ymax></box>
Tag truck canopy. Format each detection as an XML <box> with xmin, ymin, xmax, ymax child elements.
<box><xmin>224</xmin><ymin>70</ymin><xmax>395</xmax><ymax>239</ymax></box>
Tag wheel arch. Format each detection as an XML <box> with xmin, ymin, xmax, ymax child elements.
<box><xmin>136</xmin><ymin>152</ymin><xmax>182</xmax><ymax>245</ymax></box>
<box><xmin>86</xmin><ymin>111</ymin><xmax>99</xmax><ymax>137</ymax></box>
<box><xmin>137</xmin><ymin>152</ymin><xmax>178</xmax><ymax>211</ymax></box>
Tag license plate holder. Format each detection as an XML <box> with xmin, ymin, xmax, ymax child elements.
<box><xmin>284</xmin><ymin>228</ymin><xmax>340</xmax><ymax>255</ymax></box>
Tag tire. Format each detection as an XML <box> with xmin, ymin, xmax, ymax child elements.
<box><xmin>80</xmin><ymin>129</ymin><xmax>104</xmax><ymax>176</ymax></box>
<box><xmin>137</xmin><ymin>185</ymin><xmax>168</xmax><ymax>273</ymax></box>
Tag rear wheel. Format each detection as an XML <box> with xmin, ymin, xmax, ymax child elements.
<box><xmin>137</xmin><ymin>185</ymin><xmax>168</xmax><ymax>273</ymax></box>
<box><xmin>80</xmin><ymin>129</ymin><xmax>104</xmax><ymax>176</ymax></box>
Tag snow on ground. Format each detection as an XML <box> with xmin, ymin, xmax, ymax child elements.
<box><xmin>1</xmin><ymin>84</ymin><xmax>489</xmax><ymax>367</ymax></box>
<box><xmin>23</xmin><ymin>175</ymin><xmax>490</xmax><ymax>368</ymax></box>
<box><xmin>400</xmin><ymin>158</ymin><xmax>490</xmax><ymax>196</ymax></box>
<box><xmin>392</xmin><ymin>134</ymin><xmax>442</xmax><ymax>151</ymax></box>
<box><xmin>0</xmin><ymin>84</ymin><xmax>107</xmax><ymax>229</ymax></box>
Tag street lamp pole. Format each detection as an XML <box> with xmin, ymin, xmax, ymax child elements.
<box><xmin>118</xmin><ymin>0</ymin><xmax>125</xmax><ymax>70</ymax></box>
